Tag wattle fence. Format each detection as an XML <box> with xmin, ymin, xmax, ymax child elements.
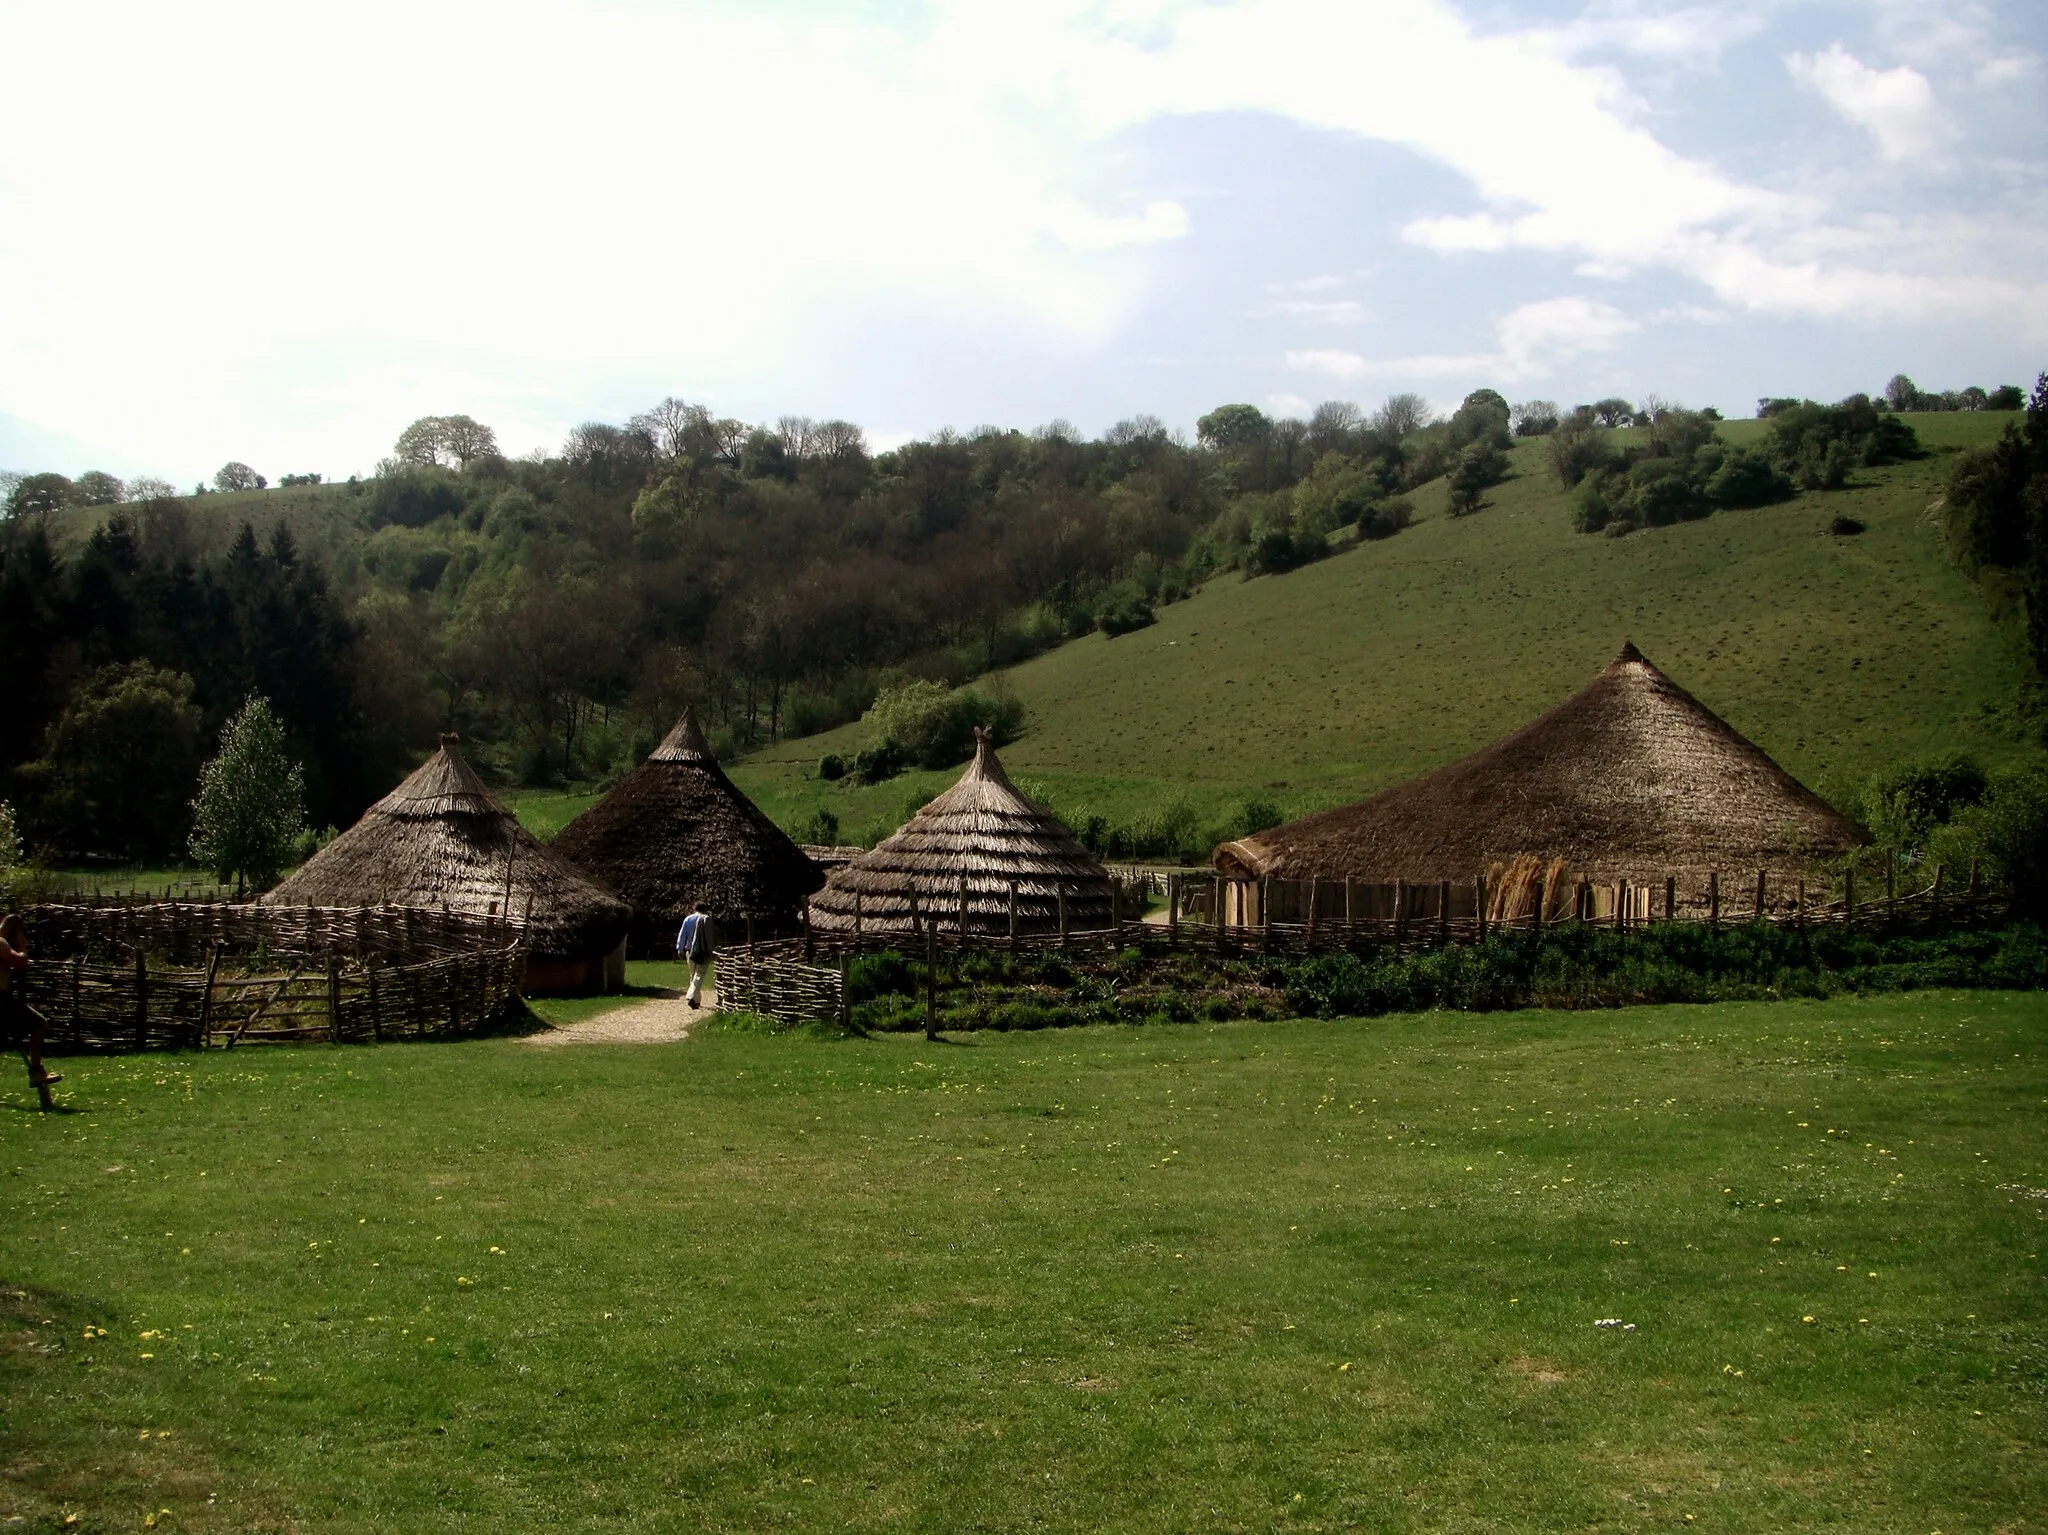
<box><xmin>16</xmin><ymin>901</ymin><xmax>528</xmax><ymax>1051</ymax></box>
<box><xmin>714</xmin><ymin>862</ymin><xmax>2003</xmax><ymax>1029</ymax></box>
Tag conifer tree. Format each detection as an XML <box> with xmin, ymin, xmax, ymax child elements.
<box><xmin>189</xmin><ymin>695</ymin><xmax>306</xmax><ymax>894</ymax></box>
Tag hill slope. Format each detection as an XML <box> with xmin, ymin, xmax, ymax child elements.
<box><xmin>731</xmin><ymin>411</ymin><xmax>2032</xmax><ymax>849</ymax></box>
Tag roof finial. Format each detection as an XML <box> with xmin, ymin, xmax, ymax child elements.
<box><xmin>1615</xmin><ymin>640</ymin><xmax>1645</xmax><ymax>665</ymax></box>
<box><xmin>439</xmin><ymin>731</ymin><xmax>461</xmax><ymax>749</ymax></box>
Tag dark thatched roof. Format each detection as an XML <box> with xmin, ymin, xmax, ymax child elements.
<box><xmin>1215</xmin><ymin>644</ymin><xmax>1865</xmax><ymax>885</ymax></box>
<box><xmin>810</xmin><ymin>730</ymin><xmax>1112</xmax><ymax>933</ymax></box>
<box><xmin>549</xmin><ymin>709</ymin><xmax>824</xmax><ymax>945</ymax></box>
<box><xmin>266</xmin><ymin>736</ymin><xmax>630</xmax><ymax>960</ymax></box>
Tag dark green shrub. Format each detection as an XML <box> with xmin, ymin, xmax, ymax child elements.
<box><xmin>817</xmin><ymin>753</ymin><xmax>846</xmax><ymax>781</ymax></box>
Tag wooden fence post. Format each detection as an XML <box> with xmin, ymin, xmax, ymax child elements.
<box><xmin>838</xmin><ymin>954</ymin><xmax>851</xmax><ymax>1032</ymax></box>
<box><xmin>200</xmin><ymin>944</ymin><xmax>221</xmax><ymax>1049</ymax></box>
<box><xmin>1708</xmin><ymin>871</ymin><xmax>1720</xmax><ymax>926</ymax></box>
<box><xmin>1844</xmin><ymin>868</ymin><xmax>1856</xmax><ymax>927</ymax></box>
<box><xmin>1665</xmin><ymin>875</ymin><xmax>1676</xmax><ymax>923</ymax></box>
<box><xmin>1166</xmin><ymin>875</ymin><xmax>1178</xmax><ymax>946</ymax></box>
<box><xmin>1008</xmin><ymin>881</ymin><xmax>1019</xmax><ymax>954</ymax></box>
<box><xmin>1260</xmin><ymin>877</ymin><xmax>1273</xmax><ymax>953</ymax></box>
<box><xmin>134</xmin><ymin>948</ymin><xmax>148</xmax><ymax>1052</ymax></box>
<box><xmin>959</xmin><ymin>875</ymin><xmax>969</xmax><ymax>938</ymax></box>
<box><xmin>1058</xmin><ymin>886</ymin><xmax>1069</xmax><ymax>949</ymax></box>
<box><xmin>1306</xmin><ymin>877</ymin><xmax>1318</xmax><ymax>946</ymax></box>
<box><xmin>1394</xmin><ymin>879</ymin><xmax>1407</xmax><ymax>944</ymax></box>
<box><xmin>1754</xmin><ymin>869</ymin><xmax>1767</xmax><ymax>923</ymax></box>
<box><xmin>1531</xmin><ymin>876</ymin><xmax>1545</xmax><ymax>937</ymax></box>
<box><xmin>1474</xmin><ymin>875</ymin><xmax>1487</xmax><ymax>942</ymax></box>
<box><xmin>1969</xmin><ymin>858</ymin><xmax>1980</xmax><ymax>900</ymax></box>
<box><xmin>1111</xmin><ymin>880</ymin><xmax>1122</xmax><ymax>939</ymax></box>
<box><xmin>1438</xmin><ymin>880</ymin><xmax>1451</xmax><ymax>944</ymax></box>
<box><xmin>1931</xmin><ymin>863</ymin><xmax>1945</xmax><ymax>926</ymax></box>
<box><xmin>327</xmin><ymin>952</ymin><xmax>342</xmax><ymax>1044</ymax></box>
<box><xmin>924</xmin><ymin>926</ymin><xmax>938</xmax><ymax>1041</ymax></box>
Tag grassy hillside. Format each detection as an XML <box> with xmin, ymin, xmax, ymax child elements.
<box><xmin>3</xmin><ymin>992</ymin><xmax>2041</xmax><ymax>1531</ymax></box>
<box><xmin>731</xmin><ymin>411</ymin><xmax>2033</xmax><ymax>849</ymax></box>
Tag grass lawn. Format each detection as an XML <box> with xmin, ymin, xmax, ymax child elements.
<box><xmin>3</xmin><ymin>992</ymin><xmax>2043</xmax><ymax>1532</ymax></box>
<box><xmin>729</xmin><ymin>411</ymin><xmax>2032</xmax><ymax>845</ymax></box>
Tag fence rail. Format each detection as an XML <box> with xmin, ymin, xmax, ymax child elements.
<box><xmin>18</xmin><ymin>901</ymin><xmax>529</xmax><ymax>1052</ymax></box>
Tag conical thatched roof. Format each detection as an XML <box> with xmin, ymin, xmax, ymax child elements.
<box><xmin>1215</xmin><ymin>645</ymin><xmax>1864</xmax><ymax>885</ymax></box>
<box><xmin>549</xmin><ymin>709</ymin><xmax>824</xmax><ymax>948</ymax></box>
<box><xmin>810</xmin><ymin>730</ymin><xmax>1112</xmax><ymax>933</ymax></box>
<box><xmin>266</xmin><ymin>735</ymin><xmax>631</xmax><ymax>960</ymax></box>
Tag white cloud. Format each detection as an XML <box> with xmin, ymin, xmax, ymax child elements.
<box><xmin>1265</xmin><ymin>299</ymin><xmax>1370</xmax><ymax>324</ymax></box>
<box><xmin>1976</xmin><ymin>53</ymin><xmax>2038</xmax><ymax>86</ymax></box>
<box><xmin>1287</xmin><ymin>295</ymin><xmax>1638</xmax><ymax>387</ymax></box>
<box><xmin>1786</xmin><ymin>44</ymin><xmax>1951</xmax><ymax>161</ymax></box>
<box><xmin>0</xmin><ymin>0</ymin><xmax>2041</xmax><ymax>474</ymax></box>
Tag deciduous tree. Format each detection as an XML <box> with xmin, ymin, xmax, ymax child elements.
<box><xmin>188</xmin><ymin>694</ymin><xmax>307</xmax><ymax>893</ymax></box>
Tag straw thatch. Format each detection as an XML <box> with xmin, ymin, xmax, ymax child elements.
<box><xmin>809</xmin><ymin>729</ymin><xmax>1113</xmax><ymax>933</ymax></box>
<box><xmin>1215</xmin><ymin>644</ymin><xmax>1864</xmax><ymax>890</ymax></box>
<box><xmin>266</xmin><ymin>735</ymin><xmax>631</xmax><ymax>967</ymax></box>
<box><xmin>549</xmin><ymin>708</ymin><xmax>824</xmax><ymax>951</ymax></box>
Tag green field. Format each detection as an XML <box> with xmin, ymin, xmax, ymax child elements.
<box><xmin>3</xmin><ymin>992</ymin><xmax>2042</xmax><ymax>1532</ymax></box>
<box><xmin>730</xmin><ymin>412</ymin><xmax>2032</xmax><ymax>847</ymax></box>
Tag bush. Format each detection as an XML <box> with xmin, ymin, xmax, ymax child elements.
<box><xmin>817</xmin><ymin>753</ymin><xmax>846</xmax><ymax>781</ymax></box>
<box><xmin>1859</xmin><ymin>754</ymin><xmax>1990</xmax><ymax>851</ymax></box>
<box><xmin>1446</xmin><ymin>440</ymin><xmax>1508</xmax><ymax>515</ymax></box>
<box><xmin>1931</xmin><ymin>765</ymin><xmax>2048</xmax><ymax>918</ymax></box>
<box><xmin>850</xmin><ymin>740</ymin><xmax>905</xmax><ymax>785</ymax></box>
<box><xmin>1767</xmin><ymin>397</ymin><xmax>1921</xmax><ymax>488</ymax></box>
<box><xmin>1545</xmin><ymin>423</ymin><xmax>1613</xmax><ymax>489</ymax></box>
<box><xmin>859</xmin><ymin>680</ymin><xmax>1023</xmax><ymax>773</ymax></box>
<box><xmin>1235</xmin><ymin>797</ymin><xmax>1283</xmax><ymax>838</ymax></box>
<box><xmin>1357</xmin><ymin>497</ymin><xmax>1413</xmax><ymax>539</ymax></box>
<box><xmin>795</xmin><ymin>807</ymin><xmax>840</xmax><ymax>846</ymax></box>
<box><xmin>1094</xmin><ymin>582</ymin><xmax>1156</xmax><ymax>636</ymax></box>
<box><xmin>1828</xmin><ymin>515</ymin><xmax>1866</xmax><ymax>537</ymax></box>
<box><xmin>1705</xmin><ymin>448</ymin><xmax>1794</xmax><ymax>508</ymax></box>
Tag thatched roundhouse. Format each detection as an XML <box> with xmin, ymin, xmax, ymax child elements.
<box><xmin>266</xmin><ymin>735</ymin><xmax>631</xmax><ymax>994</ymax></box>
<box><xmin>809</xmin><ymin>730</ymin><xmax>1113</xmax><ymax>934</ymax></box>
<box><xmin>1214</xmin><ymin>645</ymin><xmax>1863</xmax><ymax>921</ymax></box>
<box><xmin>549</xmin><ymin>709</ymin><xmax>824</xmax><ymax>954</ymax></box>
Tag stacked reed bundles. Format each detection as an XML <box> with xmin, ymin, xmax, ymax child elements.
<box><xmin>265</xmin><ymin>735</ymin><xmax>630</xmax><ymax>968</ymax></box>
<box><xmin>808</xmin><ymin>729</ymin><xmax>1113</xmax><ymax>935</ymax></box>
<box><xmin>550</xmin><ymin>708</ymin><xmax>824</xmax><ymax>952</ymax></box>
<box><xmin>1215</xmin><ymin>644</ymin><xmax>1864</xmax><ymax>894</ymax></box>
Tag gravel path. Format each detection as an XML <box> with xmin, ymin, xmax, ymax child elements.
<box><xmin>521</xmin><ymin>986</ymin><xmax>713</xmax><ymax>1048</ymax></box>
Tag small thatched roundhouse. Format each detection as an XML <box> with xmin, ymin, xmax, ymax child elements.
<box><xmin>266</xmin><ymin>735</ymin><xmax>631</xmax><ymax>993</ymax></box>
<box><xmin>809</xmin><ymin>730</ymin><xmax>1113</xmax><ymax>934</ymax></box>
<box><xmin>549</xmin><ymin>709</ymin><xmax>824</xmax><ymax>954</ymax></box>
<box><xmin>1214</xmin><ymin>644</ymin><xmax>1864</xmax><ymax>920</ymax></box>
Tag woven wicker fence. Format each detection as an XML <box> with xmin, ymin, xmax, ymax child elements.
<box><xmin>18</xmin><ymin>901</ymin><xmax>528</xmax><ymax>1052</ymax></box>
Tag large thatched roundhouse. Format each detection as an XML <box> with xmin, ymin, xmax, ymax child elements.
<box><xmin>266</xmin><ymin>735</ymin><xmax>632</xmax><ymax>994</ymax></box>
<box><xmin>809</xmin><ymin>730</ymin><xmax>1113</xmax><ymax>934</ymax></box>
<box><xmin>550</xmin><ymin>708</ymin><xmax>824</xmax><ymax>954</ymax></box>
<box><xmin>1214</xmin><ymin>644</ymin><xmax>1864</xmax><ymax>922</ymax></box>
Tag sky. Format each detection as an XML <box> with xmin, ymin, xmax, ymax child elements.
<box><xmin>2</xmin><ymin>0</ymin><xmax>2044</xmax><ymax>485</ymax></box>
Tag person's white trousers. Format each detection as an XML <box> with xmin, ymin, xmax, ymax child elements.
<box><xmin>686</xmin><ymin>960</ymin><xmax>707</xmax><ymax>1005</ymax></box>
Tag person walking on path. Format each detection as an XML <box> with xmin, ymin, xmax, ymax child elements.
<box><xmin>676</xmin><ymin>902</ymin><xmax>717</xmax><ymax>1009</ymax></box>
<box><xmin>0</xmin><ymin>914</ymin><xmax>60</xmax><ymax>1111</ymax></box>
